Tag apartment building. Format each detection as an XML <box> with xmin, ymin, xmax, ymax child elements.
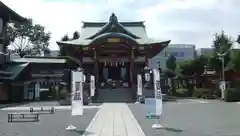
<box><xmin>149</xmin><ymin>44</ymin><xmax>196</xmax><ymax>69</ymax></box>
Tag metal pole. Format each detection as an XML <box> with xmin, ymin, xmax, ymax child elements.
<box><xmin>222</xmin><ymin>56</ymin><xmax>225</xmax><ymax>81</ymax></box>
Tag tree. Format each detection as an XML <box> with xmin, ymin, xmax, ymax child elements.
<box><xmin>6</xmin><ymin>19</ymin><xmax>51</xmax><ymax>57</ymax></box>
<box><xmin>208</xmin><ymin>31</ymin><xmax>233</xmax><ymax>71</ymax></box>
<box><xmin>166</xmin><ymin>55</ymin><xmax>176</xmax><ymax>71</ymax></box>
<box><xmin>61</xmin><ymin>34</ymin><xmax>70</xmax><ymax>41</ymax></box>
<box><xmin>212</xmin><ymin>31</ymin><xmax>233</xmax><ymax>54</ymax></box>
<box><xmin>179</xmin><ymin>55</ymin><xmax>208</xmax><ymax>76</ymax></box>
<box><xmin>166</xmin><ymin>55</ymin><xmax>177</xmax><ymax>94</ymax></box>
<box><xmin>72</xmin><ymin>31</ymin><xmax>80</xmax><ymax>40</ymax></box>
<box><xmin>59</xmin><ymin>34</ymin><xmax>70</xmax><ymax>56</ymax></box>
<box><xmin>237</xmin><ymin>35</ymin><xmax>240</xmax><ymax>44</ymax></box>
<box><xmin>227</xmin><ymin>50</ymin><xmax>240</xmax><ymax>71</ymax></box>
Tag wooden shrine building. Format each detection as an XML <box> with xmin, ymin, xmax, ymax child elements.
<box><xmin>57</xmin><ymin>13</ymin><xmax>170</xmax><ymax>99</ymax></box>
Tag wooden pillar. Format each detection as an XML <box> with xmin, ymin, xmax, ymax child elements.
<box><xmin>79</xmin><ymin>47</ymin><xmax>83</xmax><ymax>68</ymax></box>
<box><xmin>130</xmin><ymin>48</ymin><xmax>137</xmax><ymax>100</ymax></box>
<box><xmin>93</xmin><ymin>49</ymin><xmax>99</xmax><ymax>98</ymax></box>
<box><xmin>145</xmin><ymin>53</ymin><xmax>148</xmax><ymax>66</ymax></box>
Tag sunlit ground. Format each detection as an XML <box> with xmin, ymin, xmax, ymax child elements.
<box><xmin>0</xmin><ymin>100</ymin><xmax>240</xmax><ymax>136</ymax></box>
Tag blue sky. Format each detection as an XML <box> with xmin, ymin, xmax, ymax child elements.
<box><xmin>2</xmin><ymin>0</ymin><xmax>240</xmax><ymax>50</ymax></box>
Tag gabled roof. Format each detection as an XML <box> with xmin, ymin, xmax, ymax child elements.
<box><xmin>56</xmin><ymin>13</ymin><xmax>170</xmax><ymax>48</ymax></box>
<box><xmin>87</xmin><ymin>13</ymin><xmax>140</xmax><ymax>39</ymax></box>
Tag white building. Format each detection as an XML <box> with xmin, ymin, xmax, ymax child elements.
<box><xmin>196</xmin><ymin>48</ymin><xmax>214</xmax><ymax>56</ymax></box>
<box><xmin>149</xmin><ymin>44</ymin><xmax>196</xmax><ymax>69</ymax></box>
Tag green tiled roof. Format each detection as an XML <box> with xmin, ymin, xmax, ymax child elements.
<box><xmin>57</xmin><ymin>21</ymin><xmax>169</xmax><ymax>46</ymax></box>
<box><xmin>5</xmin><ymin>63</ymin><xmax>29</xmax><ymax>80</ymax></box>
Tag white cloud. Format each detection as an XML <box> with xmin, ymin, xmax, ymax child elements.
<box><xmin>2</xmin><ymin>0</ymin><xmax>240</xmax><ymax>50</ymax></box>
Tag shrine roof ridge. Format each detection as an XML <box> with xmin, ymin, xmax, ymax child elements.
<box><xmin>82</xmin><ymin>21</ymin><xmax>145</xmax><ymax>28</ymax></box>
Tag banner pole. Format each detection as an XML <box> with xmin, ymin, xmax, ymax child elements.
<box><xmin>66</xmin><ymin>70</ymin><xmax>84</xmax><ymax>131</ymax></box>
<box><xmin>152</xmin><ymin>69</ymin><xmax>163</xmax><ymax>129</ymax></box>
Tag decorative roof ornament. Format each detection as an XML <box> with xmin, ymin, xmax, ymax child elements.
<box><xmin>109</xmin><ymin>13</ymin><xmax>118</xmax><ymax>23</ymax></box>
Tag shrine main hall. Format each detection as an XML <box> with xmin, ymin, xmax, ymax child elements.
<box><xmin>0</xmin><ymin>13</ymin><xmax>170</xmax><ymax>102</ymax></box>
<box><xmin>57</xmin><ymin>13</ymin><xmax>170</xmax><ymax>90</ymax></box>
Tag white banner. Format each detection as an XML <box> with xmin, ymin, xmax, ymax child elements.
<box><xmin>71</xmin><ymin>71</ymin><xmax>83</xmax><ymax>116</ymax></box>
<box><xmin>137</xmin><ymin>74</ymin><xmax>143</xmax><ymax>96</ymax></box>
<box><xmin>153</xmin><ymin>69</ymin><xmax>162</xmax><ymax>116</ymax></box>
<box><xmin>83</xmin><ymin>74</ymin><xmax>86</xmax><ymax>82</ymax></box>
<box><xmin>90</xmin><ymin>75</ymin><xmax>95</xmax><ymax>97</ymax></box>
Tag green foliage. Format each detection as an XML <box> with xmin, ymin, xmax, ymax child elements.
<box><xmin>212</xmin><ymin>31</ymin><xmax>233</xmax><ymax>54</ymax></box>
<box><xmin>72</xmin><ymin>31</ymin><xmax>80</xmax><ymax>40</ymax></box>
<box><xmin>59</xmin><ymin>34</ymin><xmax>70</xmax><ymax>56</ymax></box>
<box><xmin>192</xmin><ymin>88</ymin><xmax>211</xmax><ymax>98</ymax></box>
<box><xmin>237</xmin><ymin>35</ymin><xmax>240</xmax><ymax>44</ymax></box>
<box><xmin>61</xmin><ymin>34</ymin><xmax>70</xmax><ymax>41</ymax></box>
<box><xmin>224</xmin><ymin>88</ymin><xmax>240</xmax><ymax>102</ymax></box>
<box><xmin>207</xmin><ymin>31</ymin><xmax>233</xmax><ymax>71</ymax></box>
<box><xmin>166</xmin><ymin>55</ymin><xmax>176</xmax><ymax>71</ymax></box>
<box><xmin>6</xmin><ymin>18</ymin><xmax>51</xmax><ymax>57</ymax></box>
<box><xmin>227</xmin><ymin>50</ymin><xmax>240</xmax><ymax>71</ymax></box>
<box><xmin>179</xmin><ymin>55</ymin><xmax>208</xmax><ymax>76</ymax></box>
<box><xmin>176</xmin><ymin>88</ymin><xmax>189</xmax><ymax>97</ymax></box>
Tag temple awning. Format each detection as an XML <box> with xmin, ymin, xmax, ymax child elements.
<box><xmin>0</xmin><ymin>63</ymin><xmax>30</xmax><ymax>81</ymax></box>
<box><xmin>12</xmin><ymin>57</ymin><xmax>67</xmax><ymax>64</ymax></box>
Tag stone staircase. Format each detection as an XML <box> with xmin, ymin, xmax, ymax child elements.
<box><xmin>95</xmin><ymin>88</ymin><xmax>133</xmax><ymax>103</ymax></box>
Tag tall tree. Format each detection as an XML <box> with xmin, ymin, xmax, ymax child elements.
<box><xmin>6</xmin><ymin>19</ymin><xmax>51</xmax><ymax>57</ymax></box>
<box><xmin>212</xmin><ymin>31</ymin><xmax>233</xmax><ymax>54</ymax></box>
<box><xmin>208</xmin><ymin>31</ymin><xmax>233</xmax><ymax>71</ymax></box>
<box><xmin>72</xmin><ymin>31</ymin><xmax>80</xmax><ymax>40</ymax></box>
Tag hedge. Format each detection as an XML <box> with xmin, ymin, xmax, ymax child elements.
<box><xmin>176</xmin><ymin>88</ymin><xmax>189</xmax><ymax>97</ymax></box>
<box><xmin>224</xmin><ymin>88</ymin><xmax>240</xmax><ymax>102</ymax></box>
<box><xmin>192</xmin><ymin>88</ymin><xmax>212</xmax><ymax>98</ymax></box>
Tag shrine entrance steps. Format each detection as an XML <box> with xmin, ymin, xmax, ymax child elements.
<box><xmin>95</xmin><ymin>88</ymin><xmax>133</xmax><ymax>103</ymax></box>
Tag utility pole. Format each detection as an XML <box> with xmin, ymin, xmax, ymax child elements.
<box><xmin>217</xmin><ymin>50</ymin><xmax>229</xmax><ymax>99</ymax></box>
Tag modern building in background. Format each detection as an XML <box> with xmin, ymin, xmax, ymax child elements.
<box><xmin>196</xmin><ymin>48</ymin><xmax>214</xmax><ymax>56</ymax></box>
<box><xmin>149</xmin><ymin>44</ymin><xmax>196</xmax><ymax>69</ymax></box>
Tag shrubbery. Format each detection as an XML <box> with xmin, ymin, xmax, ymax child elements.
<box><xmin>192</xmin><ymin>88</ymin><xmax>212</xmax><ymax>98</ymax></box>
<box><xmin>224</xmin><ymin>88</ymin><xmax>240</xmax><ymax>102</ymax></box>
<box><xmin>176</xmin><ymin>88</ymin><xmax>189</xmax><ymax>97</ymax></box>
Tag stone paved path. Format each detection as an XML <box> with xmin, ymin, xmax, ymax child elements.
<box><xmin>82</xmin><ymin>103</ymin><xmax>146</xmax><ymax>136</ymax></box>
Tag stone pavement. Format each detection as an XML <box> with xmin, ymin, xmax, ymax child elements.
<box><xmin>82</xmin><ymin>103</ymin><xmax>146</xmax><ymax>136</ymax></box>
<box><xmin>129</xmin><ymin>99</ymin><xmax>240</xmax><ymax>136</ymax></box>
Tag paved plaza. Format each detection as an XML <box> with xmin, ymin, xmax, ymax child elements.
<box><xmin>1</xmin><ymin>99</ymin><xmax>240</xmax><ymax>136</ymax></box>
